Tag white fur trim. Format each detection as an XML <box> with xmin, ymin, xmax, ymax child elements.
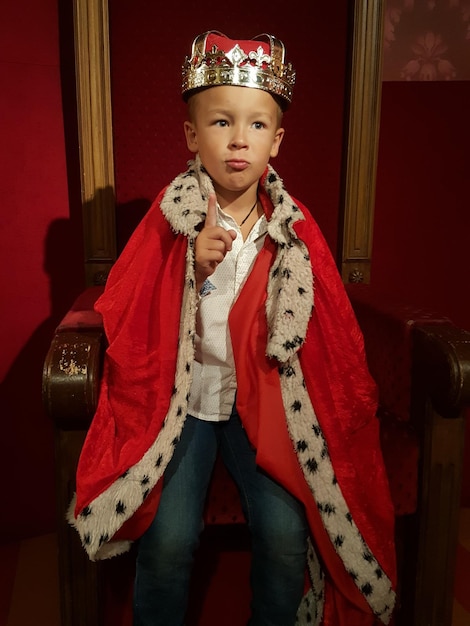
<box><xmin>70</xmin><ymin>235</ymin><xmax>198</xmax><ymax>561</ymax></box>
<box><xmin>281</xmin><ymin>355</ymin><xmax>395</xmax><ymax>624</ymax></box>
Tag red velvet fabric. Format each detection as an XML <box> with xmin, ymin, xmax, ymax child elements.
<box><xmin>75</xmin><ymin>199</ymin><xmax>187</xmax><ymax>507</ymax></box>
<box><xmin>205</xmin><ymin>33</ymin><xmax>270</xmax><ymax>58</ymax></box>
<box><xmin>57</xmin><ymin>286</ymin><xmax>104</xmax><ymax>330</ymax></box>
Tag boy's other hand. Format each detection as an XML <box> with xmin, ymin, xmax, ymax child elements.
<box><xmin>195</xmin><ymin>193</ymin><xmax>237</xmax><ymax>292</ymax></box>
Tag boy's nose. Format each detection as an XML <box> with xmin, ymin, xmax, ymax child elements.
<box><xmin>230</xmin><ymin>128</ymin><xmax>248</xmax><ymax>148</ymax></box>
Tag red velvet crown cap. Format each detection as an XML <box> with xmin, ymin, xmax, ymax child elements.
<box><xmin>181</xmin><ymin>30</ymin><xmax>296</xmax><ymax>107</ymax></box>
<box><xmin>205</xmin><ymin>33</ymin><xmax>271</xmax><ymax>57</ymax></box>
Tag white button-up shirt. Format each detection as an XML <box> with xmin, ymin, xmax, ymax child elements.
<box><xmin>187</xmin><ymin>206</ymin><xmax>268</xmax><ymax>421</ymax></box>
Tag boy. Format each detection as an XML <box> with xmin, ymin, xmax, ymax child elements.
<box><xmin>70</xmin><ymin>31</ymin><xmax>396</xmax><ymax>625</ymax></box>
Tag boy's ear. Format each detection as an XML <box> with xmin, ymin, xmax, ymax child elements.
<box><xmin>270</xmin><ymin>127</ymin><xmax>285</xmax><ymax>158</ymax></box>
<box><xmin>184</xmin><ymin>121</ymin><xmax>198</xmax><ymax>153</ymax></box>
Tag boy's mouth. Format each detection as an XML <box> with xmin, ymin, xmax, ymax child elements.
<box><xmin>226</xmin><ymin>159</ymin><xmax>249</xmax><ymax>171</ymax></box>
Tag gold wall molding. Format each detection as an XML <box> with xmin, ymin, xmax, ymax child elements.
<box><xmin>341</xmin><ymin>0</ymin><xmax>385</xmax><ymax>284</ymax></box>
<box><xmin>73</xmin><ymin>0</ymin><xmax>116</xmax><ymax>285</ymax></box>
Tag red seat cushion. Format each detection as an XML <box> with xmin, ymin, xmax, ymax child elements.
<box><xmin>57</xmin><ymin>286</ymin><xmax>104</xmax><ymax>331</ymax></box>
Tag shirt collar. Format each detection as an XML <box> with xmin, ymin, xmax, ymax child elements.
<box><xmin>217</xmin><ymin>205</ymin><xmax>268</xmax><ymax>241</ymax></box>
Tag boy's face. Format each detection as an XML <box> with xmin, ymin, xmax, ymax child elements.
<box><xmin>184</xmin><ymin>86</ymin><xmax>284</xmax><ymax>198</ymax></box>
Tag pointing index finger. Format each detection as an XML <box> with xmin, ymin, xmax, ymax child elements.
<box><xmin>204</xmin><ymin>193</ymin><xmax>218</xmax><ymax>228</ymax></box>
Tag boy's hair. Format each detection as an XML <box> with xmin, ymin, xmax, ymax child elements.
<box><xmin>181</xmin><ymin>31</ymin><xmax>295</xmax><ymax>111</ymax></box>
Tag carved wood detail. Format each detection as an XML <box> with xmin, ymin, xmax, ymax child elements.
<box><xmin>341</xmin><ymin>0</ymin><xmax>385</xmax><ymax>283</ymax></box>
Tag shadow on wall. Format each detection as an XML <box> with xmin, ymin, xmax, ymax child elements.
<box><xmin>0</xmin><ymin>218</ymin><xmax>83</xmax><ymax>540</ymax></box>
<box><xmin>116</xmin><ymin>198</ymin><xmax>151</xmax><ymax>255</ymax></box>
<box><xmin>0</xmin><ymin>193</ymin><xmax>154</xmax><ymax>541</ymax></box>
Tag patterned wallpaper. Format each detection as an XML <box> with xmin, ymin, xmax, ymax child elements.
<box><xmin>383</xmin><ymin>0</ymin><xmax>470</xmax><ymax>80</ymax></box>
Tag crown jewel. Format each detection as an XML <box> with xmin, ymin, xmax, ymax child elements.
<box><xmin>182</xmin><ymin>31</ymin><xmax>296</xmax><ymax>108</ymax></box>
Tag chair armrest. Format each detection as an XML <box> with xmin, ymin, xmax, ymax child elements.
<box><xmin>347</xmin><ymin>284</ymin><xmax>470</xmax><ymax>422</ymax></box>
<box><xmin>413</xmin><ymin>323</ymin><xmax>470</xmax><ymax>419</ymax></box>
<box><xmin>42</xmin><ymin>287</ymin><xmax>105</xmax><ymax>429</ymax></box>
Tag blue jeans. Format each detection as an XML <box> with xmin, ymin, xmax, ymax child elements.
<box><xmin>133</xmin><ymin>409</ymin><xmax>308</xmax><ymax>626</ymax></box>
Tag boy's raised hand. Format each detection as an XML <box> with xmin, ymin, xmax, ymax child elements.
<box><xmin>194</xmin><ymin>193</ymin><xmax>237</xmax><ymax>291</ymax></box>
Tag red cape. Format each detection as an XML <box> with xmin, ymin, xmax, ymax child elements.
<box><xmin>73</xmin><ymin>177</ymin><xmax>396</xmax><ymax>624</ymax></box>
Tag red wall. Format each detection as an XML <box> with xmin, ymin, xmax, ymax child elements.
<box><xmin>0</xmin><ymin>0</ymin><xmax>83</xmax><ymax>539</ymax></box>
<box><xmin>373</xmin><ymin>81</ymin><xmax>470</xmax><ymax>330</ymax></box>
<box><xmin>372</xmin><ymin>80</ymin><xmax>470</xmax><ymax>504</ymax></box>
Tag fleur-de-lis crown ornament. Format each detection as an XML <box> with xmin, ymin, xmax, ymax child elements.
<box><xmin>182</xmin><ymin>31</ymin><xmax>296</xmax><ymax>109</ymax></box>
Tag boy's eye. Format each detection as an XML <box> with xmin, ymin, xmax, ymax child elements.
<box><xmin>253</xmin><ymin>122</ymin><xmax>265</xmax><ymax>130</ymax></box>
<box><xmin>215</xmin><ymin>119</ymin><xmax>228</xmax><ymax>127</ymax></box>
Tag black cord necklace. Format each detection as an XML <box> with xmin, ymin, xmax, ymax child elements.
<box><xmin>239</xmin><ymin>198</ymin><xmax>258</xmax><ymax>226</ymax></box>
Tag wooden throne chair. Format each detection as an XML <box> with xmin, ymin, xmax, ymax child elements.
<box><xmin>43</xmin><ymin>3</ymin><xmax>470</xmax><ymax>625</ymax></box>
<box><xmin>43</xmin><ymin>279</ymin><xmax>470</xmax><ymax>626</ymax></box>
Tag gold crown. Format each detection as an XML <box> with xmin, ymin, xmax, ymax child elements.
<box><xmin>182</xmin><ymin>31</ymin><xmax>296</xmax><ymax>108</ymax></box>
